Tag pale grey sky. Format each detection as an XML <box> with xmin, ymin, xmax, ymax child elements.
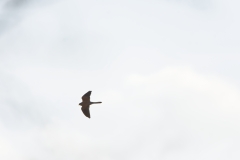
<box><xmin>0</xmin><ymin>0</ymin><xmax>240</xmax><ymax>159</ymax></box>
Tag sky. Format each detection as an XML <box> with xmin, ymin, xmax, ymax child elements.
<box><xmin>0</xmin><ymin>0</ymin><xmax>240</xmax><ymax>159</ymax></box>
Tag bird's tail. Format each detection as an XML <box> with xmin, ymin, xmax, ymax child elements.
<box><xmin>91</xmin><ymin>102</ymin><xmax>102</xmax><ymax>104</ymax></box>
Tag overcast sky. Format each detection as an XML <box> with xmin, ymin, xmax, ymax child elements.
<box><xmin>0</xmin><ymin>0</ymin><xmax>240</xmax><ymax>159</ymax></box>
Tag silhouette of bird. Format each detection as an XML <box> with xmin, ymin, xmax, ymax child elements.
<box><xmin>79</xmin><ymin>91</ymin><xmax>102</xmax><ymax>118</ymax></box>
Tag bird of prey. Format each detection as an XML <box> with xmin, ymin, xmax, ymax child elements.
<box><xmin>79</xmin><ymin>91</ymin><xmax>102</xmax><ymax>118</ymax></box>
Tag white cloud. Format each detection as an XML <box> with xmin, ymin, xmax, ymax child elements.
<box><xmin>125</xmin><ymin>66</ymin><xmax>240</xmax><ymax>158</ymax></box>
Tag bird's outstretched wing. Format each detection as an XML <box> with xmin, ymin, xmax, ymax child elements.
<box><xmin>81</xmin><ymin>107</ymin><xmax>90</xmax><ymax>118</ymax></box>
<box><xmin>82</xmin><ymin>91</ymin><xmax>91</xmax><ymax>102</ymax></box>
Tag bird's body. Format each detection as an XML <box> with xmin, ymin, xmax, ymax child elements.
<box><xmin>79</xmin><ymin>91</ymin><xmax>102</xmax><ymax>118</ymax></box>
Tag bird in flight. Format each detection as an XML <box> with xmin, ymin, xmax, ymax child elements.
<box><xmin>79</xmin><ymin>91</ymin><xmax>102</xmax><ymax>118</ymax></box>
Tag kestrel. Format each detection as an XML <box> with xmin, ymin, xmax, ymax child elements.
<box><xmin>79</xmin><ymin>91</ymin><xmax>102</xmax><ymax>118</ymax></box>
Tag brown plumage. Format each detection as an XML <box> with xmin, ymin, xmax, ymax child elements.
<box><xmin>79</xmin><ymin>91</ymin><xmax>102</xmax><ymax>118</ymax></box>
